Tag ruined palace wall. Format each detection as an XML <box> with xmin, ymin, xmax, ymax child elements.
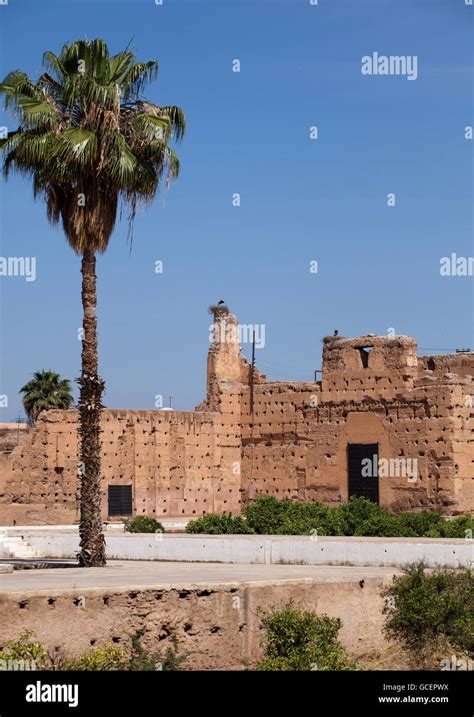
<box><xmin>1</xmin><ymin>316</ymin><xmax>472</xmax><ymax>525</ymax></box>
<box><xmin>321</xmin><ymin>336</ymin><xmax>418</xmax><ymax>402</ymax></box>
<box><xmin>240</xmin><ymin>381</ymin><xmax>321</xmax><ymax>504</ymax></box>
<box><xmin>450</xmin><ymin>380</ymin><xmax>474</xmax><ymax>512</ymax></box>
<box><xmin>0</xmin><ymin>411</ymin><xmax>80</xmax><ymax>525</ymax></box>
<box><xmin>419</xmin><ymin>353</ymin><xmax>474</xmax><ymax>379</ymax></box>
<box><xmin>239</xmin><ymin>374</ymin><xmax>470</xmax><ymax>514</ymax></box>
<box><xmin>336</xmin><ymin>382</ymin><xmax>465</xmax><ymax>513</ymax></box>
<box><xmin>0</xmin><ymin>407</ymin><xmax>241</xmax><ymax>525</ymax></box>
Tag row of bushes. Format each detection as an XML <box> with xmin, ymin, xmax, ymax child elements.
<box><xmin>185</xmin><ymin>496</ymin><xmax>474</xmax><ymax>538</ymax></box>
<box><xmin>0</xmin><ymin>613</ymin><xmax>355</xmax><ymax>672</ymax></box>
<box><xmin>0</xmin><ymin>628</ymin><xmax>189</xmax><ymax>671</ymax></box>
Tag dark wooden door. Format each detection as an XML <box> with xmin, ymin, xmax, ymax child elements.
<box><xmin>347</xmin><ymin>443</ymin><xmax>379</xmax><ymax>504</ymax></box>
<box><xmin>108</xmin><ymin>485</ymin><xmax>133</xmax><ymax>516</ymax></box>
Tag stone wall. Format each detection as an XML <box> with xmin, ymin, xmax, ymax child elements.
<box><xmin>0</xmin><ymin>575</ymin><xmax>395</xmax><ymax>670</ymax></box>
<box><xmin>240</xmin><ymin>334</ymin><xmax>473</xmax><ymax>514</ymax></box>
<box><xmin>0</xmin><ymin>308</ymin><xmax>472</xmax><ymax>524</ymax></box>
<box><xmin>419</xmin><ymin>352</ymin><xmax>474</xmax><ymax>378</ymax></box>
<box><xmin>0</xmin><ymin>425</ymin><xmax>28</xmax><ymax>454</ymax></box>
<box><xmin>0</xmin><ymin>407</ymin><xmax>241</xmax><ymax>525</ymax></box>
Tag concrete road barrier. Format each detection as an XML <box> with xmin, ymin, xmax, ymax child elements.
<box><xmin>8</xmin><ymin>533</ymin><xmax>473</xmax><ymax>568</ymax></box>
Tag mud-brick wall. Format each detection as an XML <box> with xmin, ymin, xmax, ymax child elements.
<box><xmin>321</xmin><ymin>336</ymin><xmax>419</xmax><ymax>403</ymax></box>
<box><xmin>101</xmin><ymin>409</ymin><xmax>240</xmax><ymax>518</ymax></box>
<box><xmin>379</xmin><ymin>381</ymin><xmax>459</xmax><ymax>512</ymax></box>
<box><xmin>0</xmin><ymin>411</ymin><xmax>80</xmax><ymax>525</ymax></box>
<box><xmin>385</xmin><ymin>378</ymin><xmax>473</xmax><ymax>514</ymax></box>
<box><xmin>240</xmin><ymin>376</ymin><xmax>471</xmax><ymax>514</ymax></box>
<box><xmin>0</xmin><ymin>576</ymin><xmax>395</xmax><ymax>670</ymax></box>
<box><xmin>419</xmin><ymin>353</ymin><xmax>474</xmax><ymax>379</ymax></box>
<box><xmin>450</xmin><ymin>381</ymin><xmax>474</xmax><ymax>512</ymax></box>
<box><xmin>336</xmin><ymin>391</ymin><xmax>463</xmax><ymax>513</ymax></box>
<box><xmin>0</xmin><ymin>406</ymin><xmax>242</xmax><ymax>525</ymax></box>
<box><xmin>240</xmin><ymin>382</ymin><xmax>321</xmax><ymax>503</ymax></box>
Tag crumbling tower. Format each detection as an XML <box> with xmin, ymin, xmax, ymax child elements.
<box><xmin>205</xmin><ymin>305</ymin><xmax>242</xmax><ymax>412</ymax></box>
<box><xmin>203</xmin><ymin>304</ymin><xmax>244</xmax><ymax>512</ymax></box>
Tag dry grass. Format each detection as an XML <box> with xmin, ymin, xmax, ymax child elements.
<box><xmin>357</xmin><ymin>643</ymin><xmax>413</xmax><ymax>671</ymax></box>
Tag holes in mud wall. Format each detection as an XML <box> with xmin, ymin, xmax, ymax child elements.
<box><xmin>427</xmin><ymin>358</ymin><xmax>436</xmax><ymax>372</ymax></box>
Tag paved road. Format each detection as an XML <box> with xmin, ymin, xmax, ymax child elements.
<box><xmin>0</xmin><ymin>561</ymin><xmax>399</xmax><ymax>593</ymax></box>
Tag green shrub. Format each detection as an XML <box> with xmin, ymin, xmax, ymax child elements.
<box><xmin>382</xmin><ymin>563</ymin><xmax>474</xmax><ymax>667</ymax></box>
<box><xmin>271</xmin><ymin>502</ymin><xmax>330</xmax><ymax>536</ymax></box>
<box><xmin>67</xmin><ymin>644</ymin><xmax>127</xmax><ymax>671</ymax></box>
<box><xmin>0</xmin><ymin>630</ymin><xmax>49</xmax><ymax>669</ymax></box>
<box><xmin>1</xmin><ymin>629</ymin><xmax>190</xmax><ymax>672</ymax></box>
<box><xmin>185</xmin><ymin>513</ymin><xmax>254</xmax><ymax>534</ymax></box>
<box><xmin>124</xmin><ymin>516</ymin><xmax>164</xmax><ymax>534</ymax></box>
<box><xmin>243</xmin><ymin>496</ymin><xmax>288</xmax><ymax>534</ymax></box>
<box><xmin>256</xmin><ymin>601</ymin><xmax>358</xmax><ymax>671</ymax></box>
<box><xmin>396</xmin><ymin>510</ymin><xmax>445</xmax><ymax>537</ymax></box>
<box><xmin>285</xmin><ymin>501</ymin><xmax>333</xmax><ymax>535</ymax></box>
<box><xmin>243</xmin><ymin>497</ymin><xmax>331</xmax><ymax>535</ymax></box>
<box><xmin>64</xmin><ymin>631</ymin><xmax>190</xmax><ymax>671</ymax></box>
<box><xmin>438</xmin><ymin>514</ymin><xmax>474</xmax><ymax>539</ymax></box>
<box><xmin>128</xmin><ymin>628</ymin><xmax>189</xmax><ymax>671</ymax></box>
<box><xmin>353</xmin><ymin>513</ymin><xmax>415</xmax><ymax>538</ymax></box>
<box><xmin>316</xmin><ymin>508</ymin><xmax>347</xmax><ymax>536</ymax></box>
<box><xmin>333</xmin><ymin>497</ymin><xmax>386</xmax><ymax>536</ymax></box>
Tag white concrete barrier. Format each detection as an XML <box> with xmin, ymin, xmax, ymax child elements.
<box><xmin>13</xmin><ymin>533</ymin><xmax>474</xmax><ymax>568</ymax></box>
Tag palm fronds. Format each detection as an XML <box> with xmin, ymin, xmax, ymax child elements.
<box><xmin>0</xmin><ymin>38</ymin><xmax>185</xmax><ymax>254</ymax></box>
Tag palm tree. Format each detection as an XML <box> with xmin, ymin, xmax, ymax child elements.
<box><xmin>0</xmin><ymin>39</ymin><xmax>185</xmax><ymax>566</ymax></box>
<box><xmin>20</xmin><ymin>370</ymin><xmax>74</xmax><ymax>424</ymax></box>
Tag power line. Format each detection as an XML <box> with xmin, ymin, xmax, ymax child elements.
<box><xmin>419</xmin><ymin>347</ymin><xmax>472</xmax><ymax>353</ymax></box>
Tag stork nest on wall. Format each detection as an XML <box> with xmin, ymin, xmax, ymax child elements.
<box><xmin>208</xmin><ymin>304</ymin><xmax>229</xmax><ymax>317</ymax></box>
<box><xmin>323</xmin><ymin>335</ymin><xmax>346</xmax><ymax>345</ymax></box>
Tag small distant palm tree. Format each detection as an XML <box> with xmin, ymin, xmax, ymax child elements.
<box><xmin>0</xmin><ymin>38</ymin><xmax>185</xmax><ymax>566</ymax></box>
<box><xmin>20</xmin><ymin>370</ymin><xmax>73</xmax><ymax>424</ymax></box>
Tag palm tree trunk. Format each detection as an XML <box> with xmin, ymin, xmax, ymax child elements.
<box><xmin>78</xmin><ymin>248</ymin><xmax>106</xmax><ymax>567</ymax></box>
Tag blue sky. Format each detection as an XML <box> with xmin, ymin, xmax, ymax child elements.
<box><xmin>0</xmin><ymin>0</ymin><xmax>473</xmax><ymax>421</ymax></box>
